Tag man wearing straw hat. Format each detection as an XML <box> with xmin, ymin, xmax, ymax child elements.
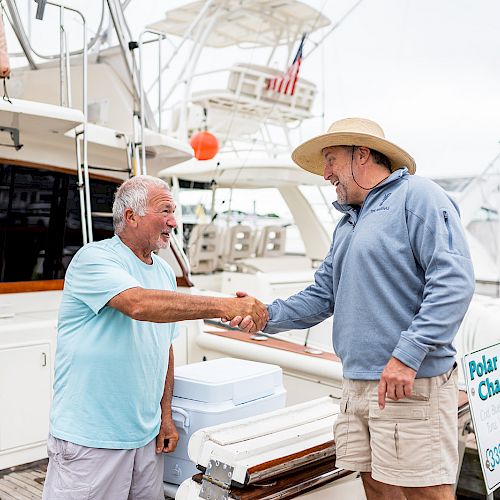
<box><xmin>233</xmin><ymin>118</ymin><xmax>475</xmax><ymax>499</ymax></box>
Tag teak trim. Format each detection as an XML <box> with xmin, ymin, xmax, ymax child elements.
<box><xmin>0</xmin><ymin>280</ymin><xmax>65</xmax><ymax>293</ymax></box>
<box><xmin>247</xmin><ymin>440</ymin><xmax>336</xmax><ymax>480</ymax></box>
<box><xmin>205</xmin><ymin>327</ymin><xmax>341</xmax><ymax>362</ymax></box>
<box><xmin>0</xmin><ymin>277</ymin><xmax>190</xmax><ymax>293</ymax></box>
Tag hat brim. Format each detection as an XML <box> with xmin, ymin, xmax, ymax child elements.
<box><xmin>292</xmin><ymin>132</ymin><xmax>416</xmax><ymax>176</ymax></box>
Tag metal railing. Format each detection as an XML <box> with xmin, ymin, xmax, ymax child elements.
<box><xmin>138</xmin><ymin>28</ymin><xmax>166</xmax><ymax>175</ymax></box>
<box><xmin>43</xmin><ymin>2</ymin><xmax>91</xmax><ymax>243</ymax></box>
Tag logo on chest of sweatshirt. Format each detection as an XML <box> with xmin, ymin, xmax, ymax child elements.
<box><xmin>370</xmin><ymin>192</ymin><xmax>392</xmax><ymax>213</ymax></box>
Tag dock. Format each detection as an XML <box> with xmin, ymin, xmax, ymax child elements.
<box><xmin>0</xmin><ymin>460</ymin><xmax>46</xmax><ymax>500</ymax></box>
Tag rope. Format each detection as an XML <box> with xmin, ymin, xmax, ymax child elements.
<box><xmin>2</xmin><ymin>76</ymin><xmax>11</xmax><ymax>103</ymax></box>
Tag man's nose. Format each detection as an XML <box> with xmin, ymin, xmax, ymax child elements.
<box><xmin>323</xmin><ymin>162</ymin><xmax>331</xmax><ymax>181</ymax></box>
<box><xmin>168</xmin><ymin>215</ymin><xmax>177</xmax><ymax>229</ymax></box>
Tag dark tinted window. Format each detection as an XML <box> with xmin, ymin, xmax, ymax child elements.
<box><xmin>0</xmin><ymin>163</ymin><xmax>117</xmax><ymax>282</ymax></box>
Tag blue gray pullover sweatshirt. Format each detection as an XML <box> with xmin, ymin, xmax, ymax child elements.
<box><xmin>264</xmin><ymin>168</ymin><xmax>475</xmax><ymax>379</ymax></box>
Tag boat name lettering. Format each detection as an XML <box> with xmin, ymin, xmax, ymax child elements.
<box><xmin>469</xmin><ymin>355</ymin><xmax>498</xmax><ymax>380</ymax></box>
<box><xmin>478</xmin><ymin>378</ymin><xmax>500</xmax><ymax>401</ymax></box>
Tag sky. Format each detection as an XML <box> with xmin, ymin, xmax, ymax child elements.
<box><xmin>13</xmin><ymin>0</ymin><xmax>500</xmax><ymax>180</ymax></box>
<box><xmin>314</xmin><ymin>0</ymin><xmax>500</xmax><ymax>179</ymax></box>
<box><xmin>121</xmin><ymin>0</ymin><xmax>500</xmax><ymax>179</ymax></box>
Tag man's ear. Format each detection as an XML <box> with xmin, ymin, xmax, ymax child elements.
<box><xmin>124</xmin><ymin>208</ymin><xmax>138</xmax><ymax>227</ymax></box>
<box><xmin>357</xmin><ymin>147</ymin><xmax>370</xmax><ymax>165</ymax></box>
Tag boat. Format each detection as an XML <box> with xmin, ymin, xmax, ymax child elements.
<box><xmin>0</xmin><ymin>0</ymin><xmax>194</xmax><ymax>478</ymax></box>
<box><xmin>0</xmin><ymin>2</ymin><xmax>360</xmax><ymax>497</ymax></box>
<box><xmin>149</xmin><ymin>0</ymin><xmax>500</xmax><ymax>394</ymax></box>
<box><xmin>433</xmin><ymin>154</ymin><xmax>500</xmax><ymax>298</ymax></box>
<box><xmin>150</xmin><ymin>2</ymin><xmax>500</xmax><ymax>496</ymax></box>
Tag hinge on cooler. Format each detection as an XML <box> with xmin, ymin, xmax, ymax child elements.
<box><xmin>199</xmin><ymin>459</ymin><xmax>234</xmax><ymax>500</ymax></box>
<box><xmin>199</xmin><ymin>480</ymin><xmax>229</xmax><ymax>500</ymax></box>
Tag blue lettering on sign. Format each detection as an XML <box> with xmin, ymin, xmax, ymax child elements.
<box><xmin>469</xmin><ymin>355</ymin><xmax>498</xmax><ymax>380</ymax></box>
<box><xmin>478</xmin><ymin>378</ymin><xmax>500</xmax><ymax>401</ymax></box>
<box><xmin>486</xmin><ymin>443</ymin><xmax>500</xmax><ymax>472</ymax></box>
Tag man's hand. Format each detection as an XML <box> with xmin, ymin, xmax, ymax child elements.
<box><xmin>231</xmin><ymin>314</ymin><xmax>260</xmax><ymax>333</ymax></box>
<box><xmin>228</xmin><ymin>291</ymin><xmax>259</xmax><ymax>333</ymax></box>
<box><xmin>378</xmin><ymin>357</ymin><xmax>417</xmax><ymax>410</ymax></box>
<box><xmin>222</xmin><ymin>291</ymin><xmax>268</xmax><ymax>332</ymax></box>
<box><xmin>156</xmin><ymin>415</ymin><xmax>179</xmax><ymax>454</ymax></box>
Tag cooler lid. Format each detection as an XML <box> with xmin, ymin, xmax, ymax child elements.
<box><xmin>187</xmin><ymin>396</ymin><xmax>340</xmax><ymax>485</ymax></box>
<box><xmin>173</xmin><ymin>358</ymin><xmax>282</xmax><ymax>405</ymax></box>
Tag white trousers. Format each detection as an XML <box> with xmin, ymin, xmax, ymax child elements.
<box><xmin>42</xmin><ymin>434</ymin><xmax>164</xmax><ymax>500</ymax></box>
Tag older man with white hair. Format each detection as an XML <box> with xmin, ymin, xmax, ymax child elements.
<box><xmin>42</xmin><ymin>175</ymin><xmax>268</xmax><ymax>500</ymax></box>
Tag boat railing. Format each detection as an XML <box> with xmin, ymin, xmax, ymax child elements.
<box><xmin>49</xmin><ymin>2</ymin><xmax>92</xmax><ymax>244</ymax></box>
<box><xmin>3</xmin><ymin>1</ymin><xmax>93</xmax><ymax>244</ymax></box>
<box><xmin>182</xmin><ymin>63</ymin><xmax>317</xmax><ymax>110</ymax></box>
<box><xmin>167</xmin><ymin>63</ymin><xmax>316</xmax><ymax>152</ymax></box>
<box><xmin>137</xmin><ymin>28</ymin><xmax>167</xmax><ymax>174</ymax></box>
<box><xmin>191</xmin><ymin>63</ymin><xmax>314</xmax><ymax>113</ymax></box>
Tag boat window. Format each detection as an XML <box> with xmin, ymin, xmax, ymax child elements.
<box><xmin>0</xmin><ymin>163</ymin><xmax>116</xmax><ymax>283</ymax></box>
<box><xmin>299</xmin><ymin>185</ymin><xmax>340</xmax><ymax>235</ymax></box>
<box><xmin>432</xmin><ymin>177</ymin><xmax>472</xmax><ymax>192</ymax></box>
<box><xmin>178</xmin><ymin>187</ymin><xmax>306</xmax><ymax>255</ymax></box>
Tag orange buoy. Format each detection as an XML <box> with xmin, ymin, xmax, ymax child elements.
<box><xmin>190</xmin><ymin>131</ymin><xmax>219</xmax><ymax>160</ymax></box>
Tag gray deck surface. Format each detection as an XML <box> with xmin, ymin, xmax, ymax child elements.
<box><xmin>0</xmin><ymin>461</ymin><xmax>175</xmax><ymax>500</ymax></box>
<box><xmin>0</xmin><ymin>457</ymin><xmax>495</xmax><ymax>500</ymax></box>
<box><xmin>0</xmin><ymin>461</ymin><xmax>46</xmax><ymax>500</ymax></box>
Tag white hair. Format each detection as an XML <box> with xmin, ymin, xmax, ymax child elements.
<box><xmin>113</xmin><ymin>175</ymin><xmax>171</xmax><ymax>234</ymax></box>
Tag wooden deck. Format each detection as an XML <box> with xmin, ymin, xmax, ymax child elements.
<box><xmin>0</xmin><ymin>460</ymin><xmax>46</xmax><ymax>500</ymax></box>
<box><xmin>0</xmin><ymin>453</ymin><xmax>497</xmax><ymax>499</ymax></box>
<box><xmin>0</xmin><ymin>461</ymin><xmax>177</xmax><ymax>499</ymax></box>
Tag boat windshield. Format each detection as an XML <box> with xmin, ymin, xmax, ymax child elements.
<box><xmin>432</xmin><ymin>177</ymin><xmax>473</xmax><ymax>193</ymax></box>
<box><xmin>299</xmin><ymin>185</ymin><xmax>341</xmax><ymax>236</ymax></box>
<box><xmin>177</xmin><ymin>187</ymin><xmax>306</xmax><ymax>254</ymax></box>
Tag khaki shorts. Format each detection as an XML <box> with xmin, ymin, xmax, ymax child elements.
<box><xmin>334</xmin><ymin>366</ymin><xmax>458</xmax><ymax>487</ymax></box>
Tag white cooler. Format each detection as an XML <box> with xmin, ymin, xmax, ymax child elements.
<box><xmin>174</xmin><ymin>397</ymin><xmax>365</xmax><ymax>500</ymax></box>
<box><xmin>163</xmin><ymin>357</ymin><xmax>286</xmax><ymax>485</ymax></box>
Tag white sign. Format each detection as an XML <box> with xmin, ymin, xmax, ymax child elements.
<box><xmin>463</xmin><ymin>342</ymin><xmax>500</xmax><ymax>495</ymax></box>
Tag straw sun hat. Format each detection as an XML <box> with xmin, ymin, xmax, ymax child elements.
<box><xmin>292</xmin><ymin>118</ymin><xmax>416</xmax><ymax>176</ymax></box>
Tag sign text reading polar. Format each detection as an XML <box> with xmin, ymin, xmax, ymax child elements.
<box><xmin>470</xmin><ymin>355</ymin><xmax>500</xmax><ymax>401</ymax></box>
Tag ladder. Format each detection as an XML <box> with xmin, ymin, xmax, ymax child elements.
<box><xmin>8</xmin><ymin>1</ymin><xmax>167</xmax><ymax>245</ymax></box>
<box><xmin>77</xmin><ymin>4</ymin><xmax>167</xmax><ymax>241</ymax></box>
<box><xmin>37</xmin><ymin>1</ymin><xmax>163</xmax><ymax>244</ymax></box>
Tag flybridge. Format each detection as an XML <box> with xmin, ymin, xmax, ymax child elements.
<box><xmin>145</xmin><ymin>0</ymin><xmax>333</xmax><ymax>157</ymax></box>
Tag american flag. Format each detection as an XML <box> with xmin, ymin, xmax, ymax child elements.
<box><xmin>267</xmin><ymin>34</ymin><xmax>306</xmax><ymax>96</ymax></box>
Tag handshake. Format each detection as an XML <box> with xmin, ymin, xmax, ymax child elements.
<box><xmin>221</xmin><ymin>291</ymin><xmax>268</xmax><ymax>333</ymax></box>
